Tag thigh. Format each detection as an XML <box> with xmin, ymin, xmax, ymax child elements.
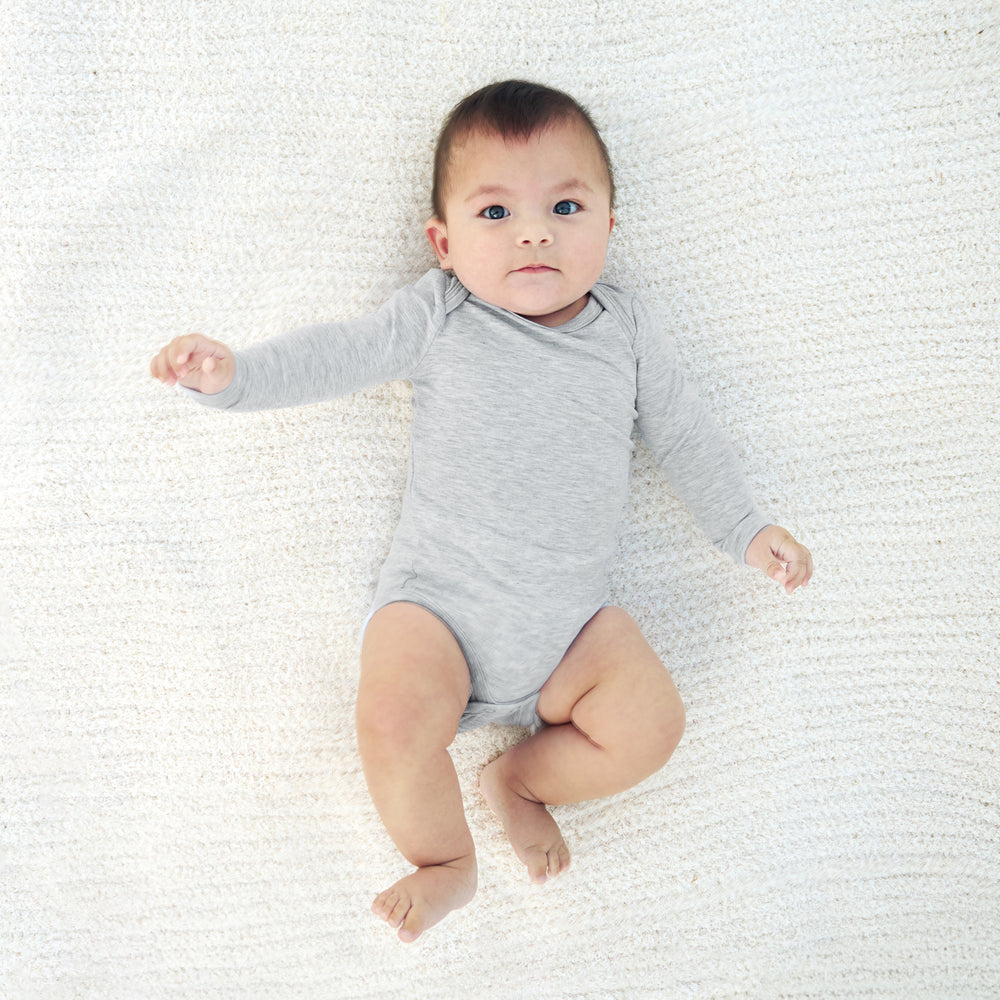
<box><xmin>358</xmin><ymin>601</ymin><xmax>472</xmax><ymax>746</ymax></box>
<box><xmin>536</xmin><ymin>607</ymin><xmax>684</xmax><ymax>748</ymax></box>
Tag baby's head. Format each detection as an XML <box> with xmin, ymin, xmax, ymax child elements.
<box><xmin>431</xmin><ymin>80</ymin><xmax>615</xmax><ymax>221</ymax></box>
<box><xmin>426</xmin><ymin>80</ymin><xmax>616</xmax><ymax>327</ymax></box>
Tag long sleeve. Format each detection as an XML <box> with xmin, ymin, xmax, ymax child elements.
<box><xmin>182</xmin><ymin>270</ymin><xmax>454</xmax><ymax>412</ymax></box>
<box><xmin>629</xmin><ymin>293</ymin><xmax>770</xmax><ymax>564</ymax></box>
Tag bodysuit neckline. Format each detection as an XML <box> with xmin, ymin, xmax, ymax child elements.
<box><xmin>464</xmin><ymin>287</ymin><xmax>605</xmax><ymax>334</ymax></box>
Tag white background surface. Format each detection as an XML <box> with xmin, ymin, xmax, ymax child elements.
<box><xmin>3</xmin><ymin>3</ymin><xmax>997</xmax><ymax>997</ymax></box>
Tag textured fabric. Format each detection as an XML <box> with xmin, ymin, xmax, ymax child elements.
<box><xmin>185</xmin><ymin>270</ymin><xmax>769</xmax><ymax>728</ymax></box>
<box><xmin>3</xmin><ymin>3</ymin><xmax>997</xmax><ymax>998</ymax></box>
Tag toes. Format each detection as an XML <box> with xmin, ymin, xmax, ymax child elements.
<box><xmin>543</xmin><ymin>843</ymin><xmax>570</xmax><ymax>879</ymax></box>
<box><xmin>388</xmin><ymin>896</ymin><xmax>412</xmax><ymax>928</ymax></box>
<box><xmin>523</xmin><ymin>846</ymin><xmax>551</xmax><ymax>884</ymax></box>
<box><xmin>552</xmin><ymin>843</ymin><xmax>571</xmax><ymax>877</ymax></box>
<box><xmin>398</xmin><ymin>911</ymin><xmax>424</xmax><ymax>943</ymax></box>
<box><xmin>372</xmin><ymin>884</ymin><xmax>431</xmax><ymax>942</ymax></box>
<box><xmin>521</xmin><ymin>840</ymin><xmax>572</xmax><ymax>883</ymax></box>
<box><xmin>372</xmin><ymin>888</ymin><xmax>411</xmax><ymax>929</ymax></box>
<box><xmin>371</xmin><ymin>890</ymin><xmax>391</xmax><ymax>920</ymax></box>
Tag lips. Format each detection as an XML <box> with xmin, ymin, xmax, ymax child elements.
<box><xmin>515</xmin><ymin>264</ymin><xmax>556</xmax><ymax>273</ymax></box>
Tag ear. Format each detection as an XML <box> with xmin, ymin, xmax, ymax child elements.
<box><xmin>425</xmin><ymin>218</ymin><xmax>451</xmax><ymax>268</ymax></box>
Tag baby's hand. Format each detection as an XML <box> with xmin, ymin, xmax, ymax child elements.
<box><xmin>745</xmin><ymin>525</ymin><xmax>813</xmax><ymax>594</ymax></box>
<box><xmin>150</xmin><ymin>334</ymin><xmax>234</xmax><ymax>394</ymax></box>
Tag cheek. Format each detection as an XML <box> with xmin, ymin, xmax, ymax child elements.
<box><xmin>578</xmin><ymin>229</ymin><xmax>611</xmax><ymax>272</ymax></box>
<box><xmin>446</xmin><ymin>236</ymin><xmax>502</xmax><ymax>296</ymax></box>
<box><xmin>457</xmin><ymin>234</ymin><xmax>500</xmax><ymax>275</ymax></box>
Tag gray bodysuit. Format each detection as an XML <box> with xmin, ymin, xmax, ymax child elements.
<box><xmin>187</xmin><ymin>269</ymin><xmax>770</xmax><ymax>730</ymax></box>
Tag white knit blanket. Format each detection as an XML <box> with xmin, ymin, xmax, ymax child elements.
<box><xmin>2</xmin><ymin>3</ymin><xmax>997</xmax><ymax>997</ymax></box>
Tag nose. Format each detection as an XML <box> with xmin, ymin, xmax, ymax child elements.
<box><xmin>516</xmin><ymin>214</ymin><xmax>553</xmax><ymax>247</ymax></box>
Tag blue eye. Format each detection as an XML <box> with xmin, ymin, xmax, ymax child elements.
<box><xmin>554</xmin><ymin>200</ymin><xmax>581</xmax><ymax>215</ymax></box>
<box><xmin>481</xmin><ymin>205</ymin><xmax>509</xmax><ymax>220</ymax></box>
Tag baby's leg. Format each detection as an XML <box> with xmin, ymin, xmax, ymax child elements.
<box><xmin>356</xmin><ymin>602</ymin><xmax>476</xmax><ymax>942</ymax></box>
<box><xmin>480</xmin><ymin>607</ymin><xmax>684</xmax><ymax>883</ymax></box>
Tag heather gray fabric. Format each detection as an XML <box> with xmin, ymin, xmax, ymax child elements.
<box><xmin>187</xmin><ymin>269</ymin><xmax>769</xmax><ymax>729</ymax></box>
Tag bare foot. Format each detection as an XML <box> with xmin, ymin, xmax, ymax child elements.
<box><xmin>479</xmin><ymin>758</ymin><xmax>571</xmax><ymax>884</ymax></box>
<box><xmin>371</xmin><ymin>855</ymin><xmax>477</xmax><ymax>943</ymax></box>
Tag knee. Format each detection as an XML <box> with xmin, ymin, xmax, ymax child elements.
<box><xmin>622</xmin><ymin>682</ymin><xmax>685</xmax><ymax>778</ymax></box>
<box><xmin>355</xmin><ymin>685</ymin><xmax>459</xmax><ymax>759</ymax></box>
<box><xmin>647</xmin><ymin>693</ymin><xmax>685</xmax><ymax>771</ymax></box>
<box><xmin>355</xmin><ymin>688</ymin><xmax>416</xmax><ymax>757</ymax></box>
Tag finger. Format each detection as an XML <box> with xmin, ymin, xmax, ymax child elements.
<box><xmin>172</xmin><ymin>334</ymin><xmax>210</xmax><ymax>376</ymax></box>
<box><xmin>793</xmin><ymin>547</ymin><xmax>814</xmax><ymax>587</ymax></box>
<box><xmin>173</xmin><ymin>344</ymin><xmax>197</xmax><ymax>378</ymax></box>
<box><xmin>766</xmin><ymin>559</ymin><xmax>788</xmax><ymax>585</ymax></box>
<box><xmin>798</xmin><ymin>552</ymin><xmax>813</xmax><ymax>589</ymax></box>
<box><xmin>151</xmin><ymin>348</ymin><xmax>177</xmax><ymax>385</ymax></box>
<box><xmin>166</xmin><ymin>346</ymin><xmax>185</xmax><ymax>382</ymax></box>
<box><xmin>784</xmin><ymin>556</ymin><xmax>812</xmax><ymax>593</ymax></box>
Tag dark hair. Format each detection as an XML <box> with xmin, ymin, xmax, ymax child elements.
<box><xmin>431</xmin><ymin>79</ymin><xmax>615</xmax><ymax>219</ymax></box>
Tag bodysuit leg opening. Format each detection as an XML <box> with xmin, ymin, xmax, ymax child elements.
<box><xmin>362</xmin><ymin>596</ymin><xmax>476</xmax><ymax>704</ymax></box>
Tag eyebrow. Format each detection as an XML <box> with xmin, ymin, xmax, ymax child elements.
<box><xmin>463</xmin><ymin>178</ymin><xmax>595</xmax><ymax>203</ymax></box>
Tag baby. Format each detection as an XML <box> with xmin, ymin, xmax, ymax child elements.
<box><xmin>151</xmin><ymin>80</ymin><xmax>812</xmax><ymax>943</ymax></box>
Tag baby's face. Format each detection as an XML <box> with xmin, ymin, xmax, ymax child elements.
<box><xmin>426</xmin><ymin>121</ymin><xmax>614</xmax><ymax>327</ymax></box>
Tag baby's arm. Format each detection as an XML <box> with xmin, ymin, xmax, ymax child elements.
<box><xmin>147</xmin><ymin>271</ymin><xmax>452</xmax><ymax>413</ymax></box>
<box><xmin>150</xmin><ymin>334</ymin><xmax>235</xmax><ymax>395</ymax></box>
<box><xmin>745</xmin><ymin>525</ymin><xmax>813</xmax><ymax>594</ymax></box>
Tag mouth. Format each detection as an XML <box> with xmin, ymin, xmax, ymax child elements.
<box><xmin>514</xmin><ymin>264</ymin><xmax>557</xmax><ymax>274</ymax></box>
